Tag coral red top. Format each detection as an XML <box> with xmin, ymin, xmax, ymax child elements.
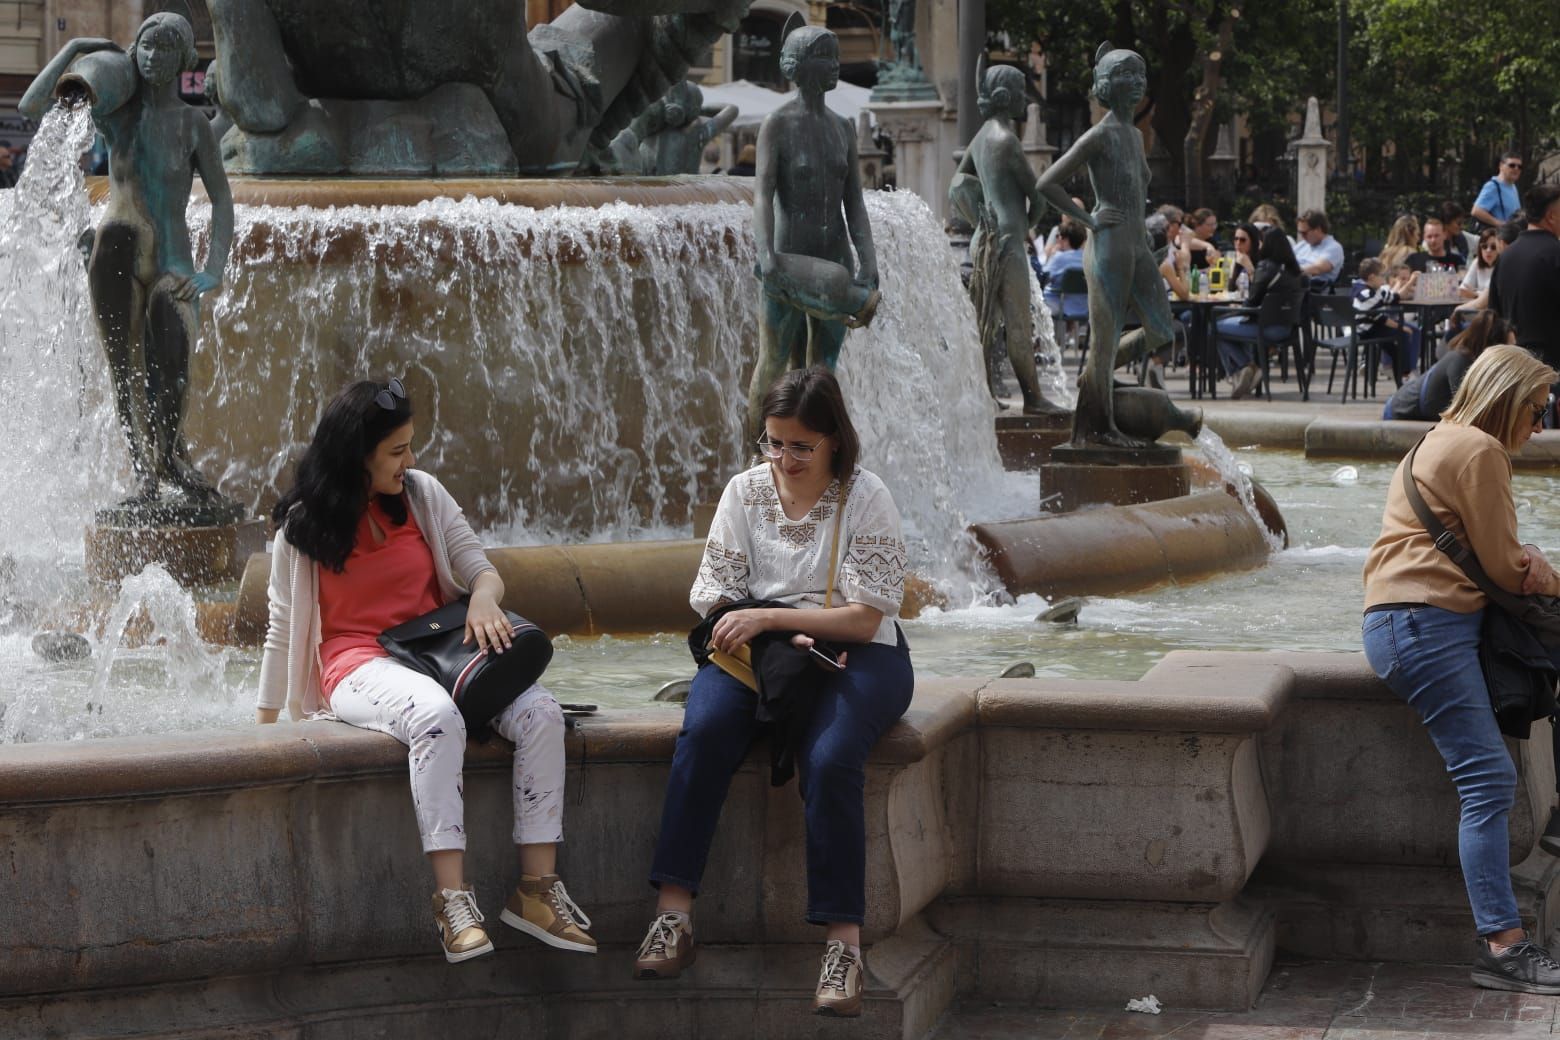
<box><xmin>318</xmin><ymin>499</ymin><xmax>444</xmax><ymax>699</ymax></box>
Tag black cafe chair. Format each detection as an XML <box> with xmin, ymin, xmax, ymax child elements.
<box><xmin>1211</xmin><ymin>285</ymin><xmax>1309</xmax><ymax>401</ymax></box>
<box><xmin>1307</xmin><ymin>291</ymin><xmax>1404</xmax><ymax>402</ymax></box>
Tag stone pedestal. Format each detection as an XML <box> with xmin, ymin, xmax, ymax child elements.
<box><xmin>869</xmin><ymin>98</ymin><xmax>947</xmax><ymax>220</ymax></box>
<box><xmin>995</xmin><ymin>412</ymin><xmax>1071</xmax><ymax>470</ymax></box>
<box><xmin>1295</xmin><ymin>96</ymin><xmax>1330</xmax><ymax>216</ymax></box>
<box><xmin>86</xmin><ymin>518</ymin><xmax>266</xmax><ymax>588</ymax></box>
<box><xmin>1020</xmin><ymin>102</ymin><xmax>1056</xmax><ymax>177</ymax></box>
<box><xmin>1040</xmin><ymin>443</ymin><xmax>1189</xmax><ymax>513</ymax></box>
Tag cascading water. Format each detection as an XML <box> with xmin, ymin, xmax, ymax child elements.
<box><xmin>0</xmin><ymin>105</ymin><xmax>123</xmax><ymax>605</ymax></box>
<box><xmin>1195</xmin><ymin>427</ymin><xmax>1285</xmax><ymax>552</ymax></box>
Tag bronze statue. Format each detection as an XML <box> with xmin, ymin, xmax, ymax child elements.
<box><xmin>21</xmin><ymin>13</ymin><xmax>240</xmax><ymax>522</ymax></box>
<box><xmin>1036</xmin><ymin>43</ymin><xmax>1178</xmax><ymax>450</ymax></box>
<box><xmin>204</xmin><ymin>0</ymin><xmax>753</xmax><ymax>176</ymax></box>
<box><xmin>616</xmin><ymin>80</ymin><xmax>738</xmax><ymax>175</ymax></box>
<box><xmin>949</xmin><ymin>63</ymin><xmax>1065</xmax><ymax>415</ymax></box>
<box><xmin>749</xmin><ymin>16</ymin><xmax>878</xmax><ymax>434</ymax></box>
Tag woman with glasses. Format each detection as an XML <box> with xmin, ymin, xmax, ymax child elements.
<box><xmin>1363</xmin><ymin>345</ymin><xmax>1560</xmax><ymax>993</ymax></box>
<box><xmin>633</xmin><ymin>366</ymin><xmax>912</xmax><ymax>1018</ymax></box>
<box><xmin>1229</xmin><ymin>222</ymin><xmax>1261</xmax><ymax>296</ymax></box>
<box><xmin>255</xmin><ymin>378</ymin><xmax>595</xmax><ymax>965</ymax></box>
<box><xmin>1461</xmin><ymin>228</ymin><xmax>1506</xmax><ymax>299</ymax></box>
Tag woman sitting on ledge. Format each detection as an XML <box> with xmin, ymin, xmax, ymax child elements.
<box><xmin>1363</xmin><ymin>345</ymin><xmax>1560</xmax><ymax>993</ymax></box>
<box><xmin>255</xmin><ymin>378</ymin><xmax>594</xmax><ymax>964</ymax></box>
<box><xmin>634</xmin><ymin>367</ymin><xmax>913</xmax><ymax>1017</ymax></box>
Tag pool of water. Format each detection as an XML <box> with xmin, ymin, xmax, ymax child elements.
<box><xmin>8</xmin><ymin>447</ymin><xmax>1560</xmax><ymax>743</ymax></box>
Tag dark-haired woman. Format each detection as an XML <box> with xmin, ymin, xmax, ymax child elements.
<box><xmin>1215</xmin><ymin>226</ymin><xmax>1305</xmax><ymax>399</ymax></box>
<box><xmin>1384</xmin><ymin>310</ymin><xmax>1515</xmax><ymax>420</ymax></box>
<box><xmin>256</xmin><ymin>379</ymin><xmax>594</xmax><ymax>964</ymax></box>
<box><xmin>632</xmin><ymin>367</ymin><xmax>913</xmax><ymax>1018</ymax></box>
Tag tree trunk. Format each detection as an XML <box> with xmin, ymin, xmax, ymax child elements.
<box><xmin>1182</xmin><ymin>6</ymin><xmax>1239</xmax><ymax>210</ymax></box>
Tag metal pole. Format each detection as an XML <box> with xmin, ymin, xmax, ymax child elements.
<box><xmin>1335</xmin><ymin>0</ymin><xmax>1349</xmax><ymax>179</ymax></box>
<box><xmin>957</xmin><ymin>0</ymin><xmax>984</xmax><ymax>146</ymax></box>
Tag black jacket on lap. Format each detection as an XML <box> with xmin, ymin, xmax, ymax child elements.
<box><xmin>688</xmin><ymin>598</ymin><xmax>844</xmax><ymax>786</ymax></box>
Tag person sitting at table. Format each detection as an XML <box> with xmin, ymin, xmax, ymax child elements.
<box><xmin>1294</xmin><ymin>209</ymin><xmax>1344</xmax><ymax>288</ymax></box>
<box><xmin>1354</xmin><ymin>257</ymin><xmax>1420</xmax><ymax>374</ymax></box>
<box><xmin>1383</xmin><ymin>310</ymin><xmax>1514</xmax><ymax>420</ymax></box>
<box><xmin>1443</xmin><ymin>201</ymin><xmax>1480</xmax><ymax>261</ymax></box>
<box><xmin>1461</xmin><ymin>229</ymin><xmax>1504</xmax><ymax>299</ymax></box>
<box><xmin>1042</xmin><ymin>222</ymin><xmax>1088</xmax><ymax>347</ymax></box>
<box><xmin>1215</xmin><ymin>226</ymin><xmax>1304</xmax><ymax>399</ymax></box>
<box><xmin>1379</xmin><ymin>214</ymin><xmax>1422</xmax><ymax>271</ymax></box>
<box><xmin>1248</xmin><ymin>203</ymin><xmax>1285</xmax><ymax>233</ymax></box>
<box><xmin>1408</xmin><ymin>217</ymin><xmax>1464</xmax><ymax>273</ymax></box>
<box><xmin>1182</xmin><ymin>207</ymin><xmax>1221</xmax><ymax>270</ymax></box>
<box><xmin>1230</xmin><ymin>222</ymin><xmax>1260</xmax><ymax>296</ymax></box>
<box><xmin>1042</xmin><ymin>197</ymin><xmax>1087</xmax><ymax>259</ymax></box>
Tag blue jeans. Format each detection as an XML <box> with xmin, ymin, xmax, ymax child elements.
<box><xmin>1215</xmin><ymin>318</ymin><xmax>1291</xmax><ymax>377</ymax></box>
<box><xmin>1362</xmin><ymin>605</ymin><xmax>1520</xmax><ymax>935</ymax></box>
<box><xmin>648</xmin><ymin>637</ymin><xmax>914</xmax><ymax>924</ymax></box>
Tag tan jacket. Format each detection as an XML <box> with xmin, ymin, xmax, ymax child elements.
<box><xmin>256</xmin><ymin>471</ymin><xmax>496</xmax><ymax>719</ymax></box>
<box><xmin>1363</xmin><ymin>422</ymin><xmax>1559</xmax><ymax>612</ymax></box>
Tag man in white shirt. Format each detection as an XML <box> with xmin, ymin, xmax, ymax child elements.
<box><xmin>1293</xmin><ymin>209</ymin><xmax>1344</xmax><ymax>288</ymax></box>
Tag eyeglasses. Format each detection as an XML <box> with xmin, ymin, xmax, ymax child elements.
<box><xmin>756</xmin><ymin>435</ymin><xmax>826</xmax><ymax>462</ymax></box>
<box><xmin>1530</xmin><ymin>400</ymin><xmax>1548</xmax><ymax>426</ymax></box>
<box><xmin>1234</xmin><ymin>234</ymin><xmax>1250</xmax><ymax>243</ymax></box>
<box><xmin>374</xmin><ymin>377</ymin><xmax>406</xmax><ymax>410</ymax></box>
<box><xmin>1506</xmin><ymin>162</ymin><xmax>1524</xmax><ymax>169</ymax></box>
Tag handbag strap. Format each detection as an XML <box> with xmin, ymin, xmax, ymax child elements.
<box><xmin>825</xmin><ymin>477</ymin><xmax>852</xmax><ymax>608</ymax></box>
<box><xmin>1401</xmin><ymin>436</ymin><xmax>1528</xmax><ymax>615</ymax></box>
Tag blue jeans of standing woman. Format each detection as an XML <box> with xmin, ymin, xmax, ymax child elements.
<box><xmin>1362</xmin><ymin>605</ymin><xmax>1520</xmax><ymax>935</ymax></box>
<box><xmin>648</xmin><ymin>636</ymin><xmax>914</xmax><ymax>924</ymax></box>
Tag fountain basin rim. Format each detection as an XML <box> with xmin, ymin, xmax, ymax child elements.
<box><xmin>86</xmin><ymin>175</ymin><xmax>757</xmax><ymax>210</ymax></box>
<box><xmin>0</xmin><ymin>659</ymin><xmax>1308</xmax><ymax>804</ymax></box>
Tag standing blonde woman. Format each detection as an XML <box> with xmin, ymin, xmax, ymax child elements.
<box><xmin>1363</xmin><ymin>345</ymin><xmax>1560</xmax><ymax>992</ymax></box>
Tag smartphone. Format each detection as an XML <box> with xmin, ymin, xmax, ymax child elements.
<box><xmin>807</xmin><ymin>645</ymin><xmax>845</xmax><ymax>671</ymax></box>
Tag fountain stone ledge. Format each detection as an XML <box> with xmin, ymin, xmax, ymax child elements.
<box><xmin>1</xmin><ymin>651</ymin><xmax>1552</xmax><ymax>1037</ymax></box>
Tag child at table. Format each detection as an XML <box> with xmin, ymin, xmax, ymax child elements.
<box><xmin>1353</xmin><ymin>258</ymin><xmax>1420</xmax><ymax>375</ymax></box>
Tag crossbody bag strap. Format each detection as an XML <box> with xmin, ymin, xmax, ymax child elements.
<box><xmin>1401</xmin><ymin>437</ymin><xmax>1528</xmax><ymax>614</ymax></box>
<box><xmin>825</xmin><ymin>477</ymin><xmax>852</xmax><ymax>608</ymax></box>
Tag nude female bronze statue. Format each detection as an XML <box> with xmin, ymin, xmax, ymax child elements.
<box><xmin>1035</xmin><ymin>43</ymin><xmax>1180</xmax><ymax>450</ymax></box>
<box><xmin>22</xmin><ymin>13</ymin><xmax>239</xmax><ymax>521</ymax></box>
<box><xmin>748</xmin><ymin>16</ymin><xmax>878</xmax><ymax>435</ymax></box>
<box><xmin>948</xmin><ymin>63</ymin><xmax>1065</xmax><ymax>415</ymax></box>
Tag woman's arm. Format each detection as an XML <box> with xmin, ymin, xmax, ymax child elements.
<box><xmin>752</xmin><ymin>118</ymin><xmax>779</xmax><ymax>276</ymax></box>
<box><xmin>179</xmin><ymin>118</ymin><xmax>233</xmax><ymax>301</ymax></box>
<box><xmin>1035</xmin><ymin>130</ymin><xmax>1098</xmax><ymax>227</ymax></box>
<box><xmin>1461</xmin><ymin>450</ymin><xmax>1560</xmax><ymax>597</ymax></box>
<box><xmin>1160</xmin><ymin>256</ymin><xmax>1189</xmax><ymax>300</ymax></box>
<box><xmin>463</xmin><ymin>570</ymin><xmax>511</xmax><ymax>653</ymax></box>
<box><xmin>709</xmin><ymin>602</ymin><xmax>882</xmax><ymax>654</ymax></box>
<box><xmin>256</xmin><ymin>534</ymin><xmax>295</xmax><ymax>723</ymax></box>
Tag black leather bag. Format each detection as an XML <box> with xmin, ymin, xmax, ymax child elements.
<box><xmin>379</xmin><ymin>600</ymin><xmax>553</xmax><ymax>741</ymax></box>
<box><xmin>1401</xmin><ymin>439</ymin><xmax>1560</xmax><ymax>736</ymax></box>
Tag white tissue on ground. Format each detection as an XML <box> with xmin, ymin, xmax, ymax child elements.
<box><xmin>1125</xmin><ymin>995</ymin><xmax>1163</xmax><ymax>1014</ymax></box>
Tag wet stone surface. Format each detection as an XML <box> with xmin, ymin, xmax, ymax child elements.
<box><xmin>933</xmin><ymin>959</ymin><xmax>1560</xmax><ymax>1038</ymax></box>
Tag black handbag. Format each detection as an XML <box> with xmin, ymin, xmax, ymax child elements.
<box><xmin>1401</xmin><ymin>439</ymin><xmax>1560</xmax><ymax>736</ymax></box>
<box><xmin>379</xmin><ymin>600</ymin><xmax>553</xmax><ymax>741</ymax></box>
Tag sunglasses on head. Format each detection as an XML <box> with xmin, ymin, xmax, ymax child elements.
<box><xmin>374</xmin><ymin>377</ymin><xmax>406</xmax><ymax>410</ymax></box>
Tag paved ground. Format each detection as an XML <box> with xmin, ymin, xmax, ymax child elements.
<box><xmin>931</xmin><ymin>959</ymin><xmax>1560</xmax><ymax>1038</ymax></box>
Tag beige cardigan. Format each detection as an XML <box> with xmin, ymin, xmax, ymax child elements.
<box><xmin>256</xmin><ymin>470</ymin><xmax>497</xmax><ymax>719</ymax></box>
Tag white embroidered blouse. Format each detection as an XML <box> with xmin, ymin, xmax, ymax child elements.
<box><xmin>689</xmin><ymin>463</ymin><xmax>908</xmax><ymax>646</ymax></box>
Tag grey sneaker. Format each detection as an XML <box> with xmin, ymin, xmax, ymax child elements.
<box><xmin>1471</xmin><ymin>938</ymin><xmax>1560</xmax><ymax>994</ymax></box>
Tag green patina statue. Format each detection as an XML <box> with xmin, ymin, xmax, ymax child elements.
<box><xmin>948</xmin><ymin>63</ymin><xmax>1066</xmax><ymax>416</ymax></box>
<box><xmin>203</xmin><ymin>0</ymin><xmax>752</xmax><ymax>176</ymax></box>
<box><xmin>1036</xmin><ymin>42</ymin><xmax>1181</xmax><ymax>451</ymax></box>
<box><xmin>748</xmin><ymin>16</ymin><xmax>879</xmax><ymax>434</ymax></box>
<box><xmin>21</xmin><ymin>13</ymin><xmax>241</xmax><ymax>524</ymax></box>
<box><xmin>611</xmin><ymin>81</ymin><xmax>738</xmax><ymax>175</ymax></box>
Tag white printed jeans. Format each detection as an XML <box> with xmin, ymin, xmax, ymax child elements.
<box><xmin>329</xmin><ymin>656</ymin><xmax>566</xmax><ymax>853</ymax></box>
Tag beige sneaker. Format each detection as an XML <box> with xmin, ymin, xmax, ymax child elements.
<box><xmin>813</xmin><ymin>939</ymin><xmax>863</xmax><ymax>1017</ymax></box>
<box><xmin>500</xmin><ymin>874</ymin><xmax>596</xmax><ymax>954</ymax></box>
<box><xmin>432</xmin><ymin>885</ymin><xmax>494</xmax><ymax>964</ymax></box>
<box><xmin>633</xmin><ymin>910</ymin><xmax>696</xmax><ymax>980</ymax></box>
